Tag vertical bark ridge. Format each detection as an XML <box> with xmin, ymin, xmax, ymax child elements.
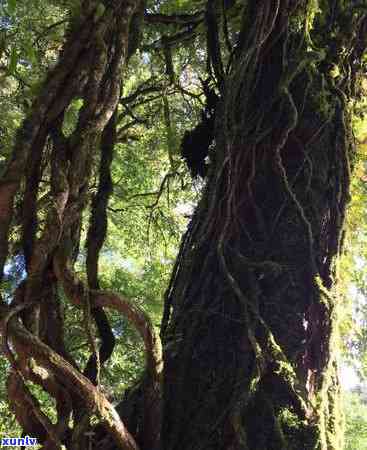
<box><xmin>161</xmin><ymin>1</ymin><xmax>358</xmax><ymax>449</ymax></box>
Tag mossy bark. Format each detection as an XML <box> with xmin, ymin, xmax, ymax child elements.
<box><xmin>1</xmin><ymin>1</ymin><xmax>149</xmax><ymax>449</ymax></box>
<box><xmin>161</xmin><ymin>3</ymin><xmax>352</xmax><ymax>450</ymax></box>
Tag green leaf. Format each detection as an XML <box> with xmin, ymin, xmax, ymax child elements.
<box><xmin>7</xmin><ymin>0</ymin><xmax>16</xmax><ymax>14</ymax></box>
<box><xmin>8</xmin><ymin>47</ymin><xmax>18</xmax><ymax>74</ymax></box>
<box><xmin>24</xmin><ymin>41</ymin><xmax>37</xmax><ymax>65</ymax></box>
<box><xmin>94</xmin><ymin>3</ymin><xmax>106</xmax><ymax>21</ymax></box>
<box><xmin>0</xmin><ymin>33</ymin><xmax>6</xmax><ymax>60</ymax></box>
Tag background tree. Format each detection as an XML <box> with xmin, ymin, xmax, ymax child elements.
<box><xmin>0</xmin><ymin>1</ymin><xmax>367</xmax><ymax>450</ymax></box>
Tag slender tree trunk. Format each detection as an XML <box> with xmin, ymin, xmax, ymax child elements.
<box><xmin>161</xmin><ymin>2</ymin><xmax>353</xmax><ymax>449</ymax></box>
<box><xmin>0</xmin><ymin>2</ymin><xmax>162</xmax><ymax>450</ymax></box>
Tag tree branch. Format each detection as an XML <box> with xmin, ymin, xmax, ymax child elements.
<box><xmin>144</xmin><ymin>11</ymin><xmax>204</xmax><ymax>25</ymax></box>
<box><xmin>0</xmin><ymin>304</ymin><xmax>140</xmax><ymax>450</ymax></box>
<box><xmin>53</xmin><ymin>255</ymin><xmax>163</xmax><ymax>386</ymax></box>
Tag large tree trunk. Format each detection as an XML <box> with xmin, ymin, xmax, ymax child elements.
<box><xmin>161</xmin><ymin>2</ymin><xmax>354</xmax><ymax>449</ymax></box>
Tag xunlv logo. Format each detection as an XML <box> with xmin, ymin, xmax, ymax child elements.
<box><xmin>1</xmin><ymin>436</ymin><xmax>38</xmax><ymax>446</ymax></box>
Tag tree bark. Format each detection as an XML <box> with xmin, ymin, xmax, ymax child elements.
<box><xmin>161</xmin><ymin>2</ymin><xmax>354</xmax><ymax>449</ymax></box>
<box><xmin>0</xmin><ymin>1</ymin><xmax>151</xmax><ymax>449</ymax></box>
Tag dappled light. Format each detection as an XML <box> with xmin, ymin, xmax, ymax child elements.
<box><xmin>0</xmin><ymin>1</ymin><xmax>367</xmax><ymax>449</ymax></box>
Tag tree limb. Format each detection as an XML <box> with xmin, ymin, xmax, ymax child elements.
<box><xmin>144</xmin><ymin>11</ymin><xmax>204</xmax><ymax>25</ymax></box>
<box><xmin>0</xmin><ymin>304</ymin><xmax>140</xmax><ymax>450</ymax></box>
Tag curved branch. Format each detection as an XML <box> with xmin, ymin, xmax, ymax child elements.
<box><xmin>53</xmin><ymin>255</ymin><xmax>163</xmax><ymax>386</ymax></box>
<box><xmin>93</xmin><ymin>291</ymin><xmax>163</xmax><ymax>384</ymax></box>
<box><xmin>144</xmin><ymin>11</ymin><xmax>204</xmax><ymax>25</ymax></box>
<box><xmin>84</xmin><ymin>111</ymin><xmax>117</xmax><ymax>385</ymax></box>
<box><xmin>145</xmin><ymin>26</ymin><xmax>201</xmax><ymax>50</ymax></box>
<box><xmin>2</xmin><ymin>303</ymin><xmax>64</xmax><ymax>447</ymax></box>
<box><xmin>0</xmin><ymin>304</ymin><xmax>140</xmax><ymax>450</ymax></box>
